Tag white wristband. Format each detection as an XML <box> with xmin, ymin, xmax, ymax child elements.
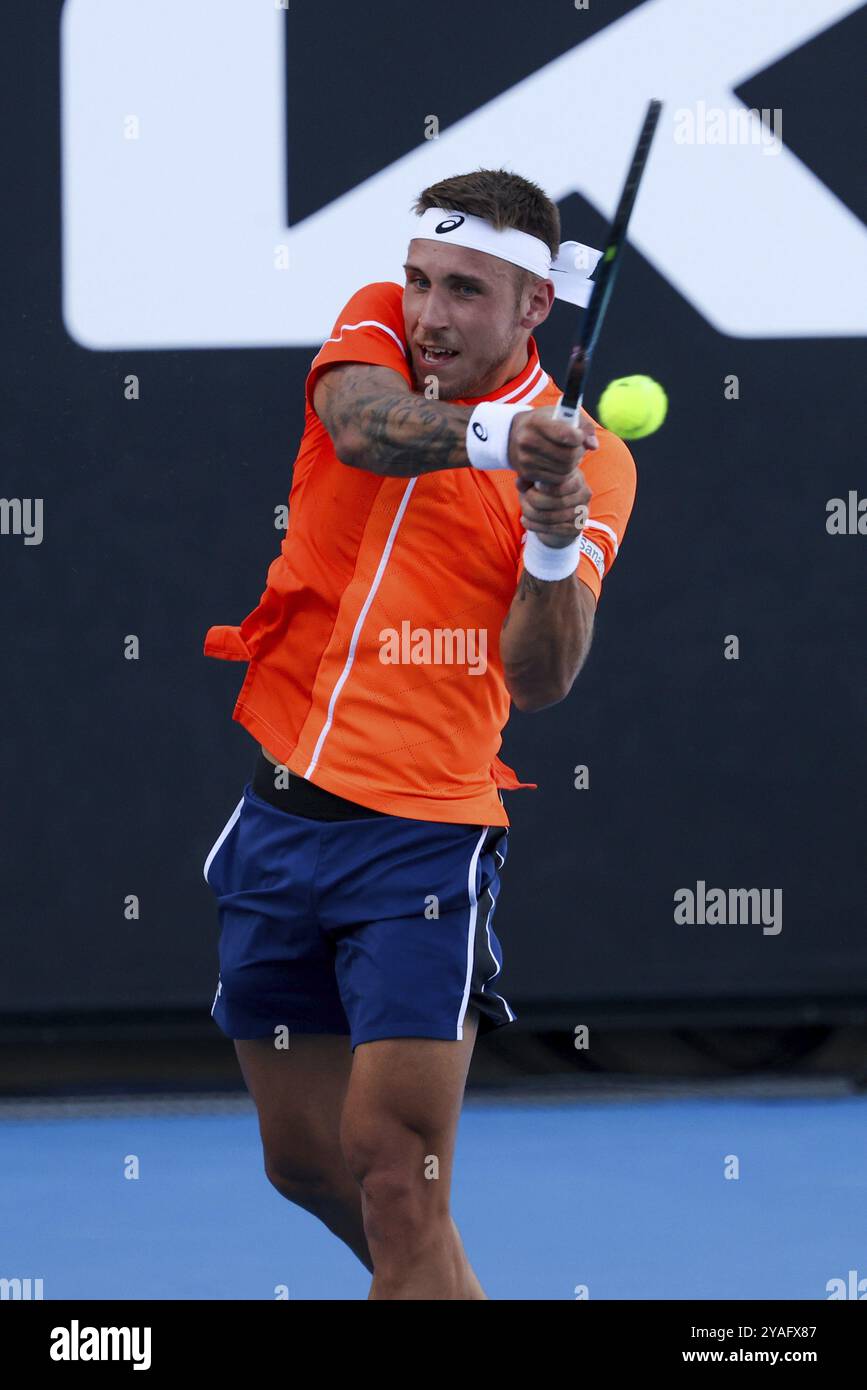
<box><xmin>522</xmin><ymin>531</ymin><xmax>582</xmax><ymax>581</ymax></box>
<box><xmin>466</xmin><ymin>401</ymin><xmax>533</xmax><ymax>471</ymax></box>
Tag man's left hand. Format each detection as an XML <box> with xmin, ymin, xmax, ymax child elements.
<box><xmin>517</xmin><ymin>468</ymin><xmax>592</xmax><ymax>550</ymax></box>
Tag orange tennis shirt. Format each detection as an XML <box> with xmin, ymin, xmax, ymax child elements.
<box><xmin>204</xmin><ymin>281</ymin><xmax>636</xmax><ymax>826</ymax></box>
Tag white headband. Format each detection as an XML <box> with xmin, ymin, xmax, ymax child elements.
<box><xmin>407</xmin><ymin>207</ymin><xmax>602</xmax><ymax>307</ymax></box>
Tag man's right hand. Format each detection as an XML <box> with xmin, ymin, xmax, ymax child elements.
<box><xmin>508</xmin><ymin>405</ymin><xmax>598</xmax><ymax>486</ymax></box>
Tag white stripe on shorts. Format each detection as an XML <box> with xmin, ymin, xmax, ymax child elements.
<box><xmin>457</xmin><ymin>828</ymin><xmax>493</xmax><ymax>1040</ymax></box>
<box><xmin>479</xmin><ymin>876</ymin><xmax>516</xmax><ymax>1022</ymax></box>
<box><xmin>203</xmin><ymin>797</ymin><xmax>244</xmax><ymax>885</ymax></box>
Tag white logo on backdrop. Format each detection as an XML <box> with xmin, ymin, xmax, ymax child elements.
<box><xmin>61</xmin><ymin>0</ymin><xmax>866</xmax><ymax>348</ymax></box>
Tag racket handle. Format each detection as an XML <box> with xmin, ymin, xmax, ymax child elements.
<box><xmin>535</xmin><ymin>395</ymin><xmax>583</xmax><ymax>491</ymax></box>
<box><xmin>553</xmin><ymin>393</ymin><xmax>580</xmax><ymax>423</ymax></box>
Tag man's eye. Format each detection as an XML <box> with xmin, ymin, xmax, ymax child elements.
<box><xmin>458</xmin><ymin>285</ymin><xmax>478</xmax><ymax>296</ymax></box>
<box><xmin>410</xmin><ymin>277</ymin><xmax>429</xmax><ymax>288</ymax></box>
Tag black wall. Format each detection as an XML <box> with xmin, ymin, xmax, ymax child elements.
<box><xmin>2</xmin><ymin>0</ymin><xmax>865</xmax><ymax>1018</ymax></box>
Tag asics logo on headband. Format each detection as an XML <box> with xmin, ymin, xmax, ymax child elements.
<box><xmin>411</xmin><ymin>206</ymin><xmax>599</xmax><ymax>304</ymax></box>
<box><xmin>435</xmin><ymin>215</ymin><xmax>466</xmax><ymax>235</ymax></box>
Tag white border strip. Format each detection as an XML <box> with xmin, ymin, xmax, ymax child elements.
<box><xmin>583</xmin><ymin>518</ymin><xmax>619</xmax><ymax>555</ymax></box>
<box><xmin>203</xmin><ymin>798</ymin><xmax>244</xmax><ymax>884</ymax></box>
<box><xmin>457</xmin><ymin>828</ymin><xmax>492</xmax><ymax>1039</ymax></box>
<box><xmin>479</xmin><ymin>833</ymin><xmax>516</xmax><ymax>1022</ymax></box>
<box><xmin>313</xmin><ymin>318</ymin><xmax>406</xmax><ymax>361</ymax></box>
<box><xmin>499</xmin><ymin>360</ymin><xmax>549</xmax><ymax>404</ymax></box>
<box><xmin>480</xmin><ymin>881</ymin><xmax>517</xmax><ymax>1023</ymax></box>
<box><xmin>304</xmin><ymin>479</ymin><xmax>417</xmax><ymax>777</ymax></box>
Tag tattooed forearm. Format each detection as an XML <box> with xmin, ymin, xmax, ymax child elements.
<box><xmin>501</xmin><ymin>570</ymin><xmax>546</xmax><ymax>630</ymax></box>
<box><xmin>315</xmin><ymin>363</ymin><xmax>472</xmax><ymax>476</ymax></box>
<box><xmin>515</xmin><ymin>569</ymin><xmax>546</xmax><ymax>602</ymax></box>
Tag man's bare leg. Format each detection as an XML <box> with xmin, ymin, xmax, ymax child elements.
<box><xmin>234</xmin><ymin>1032</ymin><xmax>373</xmax><ymax>1272</ymax></box>
<box><xmin>340</xmin><ymin>1008</ymin><xmax>485</xmax><ymax>1300</ymax></box>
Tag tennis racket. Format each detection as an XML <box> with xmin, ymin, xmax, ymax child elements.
<box><xmin>554</xmin><ymin>98</ymin><xmax>663</xmax><ymax>428</ymax></box>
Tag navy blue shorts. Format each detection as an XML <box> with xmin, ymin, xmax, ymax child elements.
<box><xmin>203</xmin><ymin>785</ymin><xmax>516</xmax><ymax>1049</ymax></box>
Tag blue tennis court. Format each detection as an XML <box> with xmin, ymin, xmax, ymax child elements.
<box><xmin>2</xmin><ymin>1091</ymin><xmax>863</xmax><ymax>1300</ymax></box>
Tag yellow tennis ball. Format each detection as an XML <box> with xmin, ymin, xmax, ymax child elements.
<box><xmin>597</xmin><ymin>375</ymin><xmax>668</xmax><ymax>439</ymax></box>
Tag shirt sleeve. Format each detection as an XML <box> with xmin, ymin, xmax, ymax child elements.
<box><xmin>516</xmin><ymin>424</ymin><xmax>637</xmax><ymax>601</ymax></box>
<box><xmin>304</xmin><ymin>281</ymin><xmax>413</xmax><ymax>417</ymax></box>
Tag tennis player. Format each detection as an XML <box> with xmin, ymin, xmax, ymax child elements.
<box><xmin>203</xmin><ymin>169</ymin><xmax>636</xmax><ymax>1299</ymax></box>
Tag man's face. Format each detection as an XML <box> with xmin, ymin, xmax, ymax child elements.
<box><xmin>402</xmin><ymin>239</ymin><xmax>553</xmax><ymax>400</ymax></box>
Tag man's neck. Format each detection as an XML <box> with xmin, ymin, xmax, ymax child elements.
<box><xmin>466</xmin><ymin>339</ymin><xmax>532</xmax><ymax>402</ymax></box>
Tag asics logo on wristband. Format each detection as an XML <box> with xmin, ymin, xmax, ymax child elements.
<box><xmin>466</xmin><ymin>401</ymin><xmax>532</xmax><ymax>470</ymax></box>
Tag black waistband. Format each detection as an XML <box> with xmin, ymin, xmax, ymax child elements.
<box><xmin>252</xmin><ymin>751</ymin><xmax>388</xmax><ymax>821</ymax></box>
<box><xmin>251</xmin><ymin>751</ymin><xmax>485</xmax><ymax>829</ymax></box>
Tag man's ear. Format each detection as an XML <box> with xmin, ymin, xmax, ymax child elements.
<box><xmin>521</xmin><ymin>275</ymin><xmax>555</xmax><ymax>330</ymax></box>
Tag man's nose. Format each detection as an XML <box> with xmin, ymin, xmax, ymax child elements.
<box><xmin>417</xmin><ymin>289</ymin><xmax>450</xmax><ymax>331</ymax></box>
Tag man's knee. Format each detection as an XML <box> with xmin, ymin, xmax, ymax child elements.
<box><xmin>341</xmin><ymin>1118</ymin><xmax>448</xmax><ymax>1240</ymax></box>
<box><xmin>341</xmin><ymin>1110</ymin><xmax>414</xmax><ymax>1185</ymax></box>
<box><xmin>263</xmin><ymin>1149</ymin><xmax>349</xmax><ymax>1213</ymax></box>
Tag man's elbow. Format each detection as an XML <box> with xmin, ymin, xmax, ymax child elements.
<box><xmin>508</xmin><ymin>678</ymin><xmax>572</xmax><ymax>714</ymax></box>
<box><xmin>331</xmin><ymin>424</ymin><xmax>367</xmax><ymax>471</ymax></box>
<box><xmin>332</xmin><ymin>426</ymin><xmax>400</xmax><ymax>477</ymax></box>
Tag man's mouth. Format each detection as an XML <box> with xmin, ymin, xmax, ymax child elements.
<box><xmin>418</xmin><ymin>344</ymin><xmax>459</xmax><ymax>366</ymax></box>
